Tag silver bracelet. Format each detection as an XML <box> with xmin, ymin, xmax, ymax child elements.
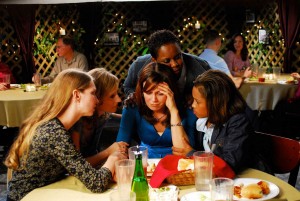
<box><xmin>170</xmin><ymin>122</ymin><xmax>183</xmax><ymax>127</ymax></box>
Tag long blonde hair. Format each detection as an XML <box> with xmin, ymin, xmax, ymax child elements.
<box><xmin>88</xmin><ymin>68</ymin><xmax>119</xmax><ymax>101</ymax></box>
<box><xmin>5</xmin><ymin>69</ymin><xmax>93</xmax><ymax>170</ymax></box>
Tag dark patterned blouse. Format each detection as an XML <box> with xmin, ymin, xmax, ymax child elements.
<box><xmin>7</xmin><ymin>118</ymin><xmax>112</xmax><ymax>201</ymax></box>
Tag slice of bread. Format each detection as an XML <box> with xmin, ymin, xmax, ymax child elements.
<box><xmin>177</xmin><ymin>159</ymin><xmax>194</xmax><ymax>171</ymax></box>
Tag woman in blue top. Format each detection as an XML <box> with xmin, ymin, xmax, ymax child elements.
<box><xmin>117</xmin><ymin>62</ymin><xmax>197</xmax><ymax>158</ymax></box>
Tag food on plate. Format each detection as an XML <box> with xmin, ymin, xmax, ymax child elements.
<box><xmin>147</xmin><ymin>162</ymin><xmax>156</xmax><ymax>173</ymax></box>
<box><xmin>257</xmin><ymin>180</ymin><xmax>270</xmax><ymax>194</ymax></box>
<box><xmin>248</xmin><ymin>77</ymin><xmax>258</xmax><ymax>81</ymax></box>
<box><xmin>286</xmin><ymin>76</ymin><xmax>295</xmax><ymax>84</ymax></box>
<box><xmin>241</xmin><ymin>184</ymin><xmax>263</xmax><ymax>199</ymax></box>
<box><xmin>177</xmin><ymin>158</ymin><xmax>194</xmax><ymax>171</ymax></box>
<box><xmin>234</xmin><ymin>185</ymin><xmax>242</xmax><ymax>198</ymax></box>
<box><xmin>234</xmin><ymin>180</ymin><xmax>270</xmax><ymax>199</ymax></box>
<box><xmin>149</xmin><ymin>185</ymin><xmax>178</xmax><ymax>201</ymax></box>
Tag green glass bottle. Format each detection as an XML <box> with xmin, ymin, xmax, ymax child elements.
<box><xmin>131</xmin><ymin>150</ymin><xmax>149</xmax><ymax>201</ymax></box>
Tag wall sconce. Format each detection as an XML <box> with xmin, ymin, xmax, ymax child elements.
<box><xmin>195</xmin><ymin>21</ymin><xmax>200</xmax><ymax>29</ymax></box>
<box><xmin>59</xmin><ymin>27</ymin><xmax>66</xmax><ymax>36</ymax></box>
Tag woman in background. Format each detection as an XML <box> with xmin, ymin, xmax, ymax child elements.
<box><xmin>71</xmin><ymin>68</ymin><xmax>128</xmax><ymax>168</ymax></box>
<box><xmin>117</xmin><ymin>62</ymin><xmax>197</xmax><ymax>158</ymax></box>
<box><xmin>224</xmin><ymin>33</ymin><xmax>252</xmax><ymax>78</ymax></box>
<box><xmin>5</xmin><ymin>69</ymin><xmax>127</xmax><ymax>201</ymax></box>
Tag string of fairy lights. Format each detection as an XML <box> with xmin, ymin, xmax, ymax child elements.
<box><xmin>0</xmin><ymin>8</ymin><xmax>299</xmax><ymax>65</ymax></box>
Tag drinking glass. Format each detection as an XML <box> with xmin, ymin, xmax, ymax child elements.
<box><xmin>128</xmin><ymin>145</ymin><xmax>148</xmax><ymax>174</ymax></box>
<box><xmin>1</xmin><ymin>73</ymin><xmax>10</xmax><ymax>89</ymax></box>
<box><xmin>33</xmin><ymin>73</ymin><xmax>41</xmax><ymax>87</ymax></box>
<box><xmin>193</xmin><ymin>151</ymin><xmax>214</xmax><ymax>191</ymax></box>
<box><xmin>251</xmin><ymin>63</ymin><xmax>259</xmax><ymax>78</ymax></box>
<box><xmin>110</xmin><ymin>190</ymin><xmax>136</xmax><ymax>201</ymax></box>
<box><xmin>115</xmin><ymin>159</ymin><xmax>135</xmax><ymax>194</ymax></box>
<box><xmin>210</xmin><ymin>177</ymin><xmax>234</xmax><ymax>201</ymax></box>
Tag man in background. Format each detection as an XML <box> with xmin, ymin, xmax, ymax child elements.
<box><xmin>33</xmin><ymin>36</ymin><xmax>88</xmax><ymax>84</ymax></box>
<box><xmin>123</xmin><ymin>29</ymin><xmax>210</xmax><ymax>105</ymax></box>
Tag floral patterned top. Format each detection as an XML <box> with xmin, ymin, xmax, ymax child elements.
<box><xmin>7</xmin><ymin>118</ymin><xmax>112</xmax><ymax>201</ymax></box>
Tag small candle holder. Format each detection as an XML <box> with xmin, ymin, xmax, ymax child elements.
<box><xmin>25</xmin><ymin>84</ymin><xmax>37</xmax><ymax>92</ymax></box>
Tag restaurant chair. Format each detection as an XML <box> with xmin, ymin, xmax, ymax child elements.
<box><xmin>254</xmin><ymin>131</ymin><xmax>300</xmax><ymax>187</ymax></box>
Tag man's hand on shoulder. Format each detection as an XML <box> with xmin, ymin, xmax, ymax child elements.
<box><xmin>123</xmin><ymin>92</ymin><xmax>137</xmax><ymax>108</ymax></box>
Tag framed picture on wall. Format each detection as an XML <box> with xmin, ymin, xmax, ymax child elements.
<box><xmin>132</xmin><ymin>21</ymin><xmax>148</xmax><ymax>33</ymax></box>
<box><xmin>103</xmin><ymin>32</ymin><xmax>120</xmax><ymax>46</ymax></box>
<box><xmin>259</xmin><ymin>29</ymin><xmax>269</xmax><ymax>44</ymax></box>
<box><xmin>246</xmin><ymin>9</ymin><xmax>255</xmax><ymax>23</ymax></box>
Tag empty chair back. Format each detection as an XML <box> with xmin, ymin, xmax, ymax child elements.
<box><xmin>254</xmin><ymin>131</ymin><xmax>300</xmax><ymax>186</ymax></box>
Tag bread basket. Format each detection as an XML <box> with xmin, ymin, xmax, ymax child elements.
<box><xmin>166</xmin><ymin>170</ymin><xmax>195</xmax><ymax>185</ymax></box>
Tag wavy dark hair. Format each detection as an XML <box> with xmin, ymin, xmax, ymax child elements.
<box><xmin>135</xmin><ymin>62</ymin><xmax>180</xmax><ymax>125</ymax></box>
<box><xmin>226</xmin><ymin>33</ymin><xmax>248</xmax><ymax>61</ymax></box>
<box><xmin>193</xmin><ymin>70</ymin><xmax>247</xmax><ymax>127</ymax></box>
<box><xmin>148</xmin><ymin>29</ymin><xmax>180</xmax><ymax>59</ymax></box>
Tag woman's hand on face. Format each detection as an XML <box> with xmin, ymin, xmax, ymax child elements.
<box><xmin>107</xmin><ymin>141</ymin><xmax>129</xmax><ymax>155</ymax></box>
<box><xmin>157</xmin><ymin>82</ymin><xmax>177</xmax><ymax>111</ymax></box>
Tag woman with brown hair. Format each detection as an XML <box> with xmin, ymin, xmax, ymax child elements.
<box><xmin>224</xmin><ymin>33</ymin><xmax>252</xmax><ymax>78</ymax></box>
<box><xmin>116</xmin><ymin>62</ymin><xmax>197</xmax><ymax>158</ymax></box>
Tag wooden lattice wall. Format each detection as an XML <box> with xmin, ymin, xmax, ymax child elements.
<box><xmin>1</xmin><ymin>1</ymin><xmax>300</xmax><ymax>86</ymax></box>
<box><xmin>34</xmin><ymin>4</ymin><xmax>82</xmax><ymax>78</ymax></box>
<box><xmin>243</xmin><ymin>1</ymin><xmax>285</xmax><ymax>70</ymax></box>
<box><xmin>93</xmin><ymin>0</ymin><xmax>231</xmax><ymax>96</ymax></box>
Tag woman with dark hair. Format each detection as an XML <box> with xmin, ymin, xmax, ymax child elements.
<box><xmin>173</xmin><ymin>70</ymin><xmax>253</xmax><ymax>172</ymax></box>
<box><xmin>224</xmin><ymin>33</ymin><xmax>252</xmax><ymax>78</ymax></box>
<box><xmin>117</xmin><ymin>62</ymin><xmax>197</xmax><ymax>158</ymax></box>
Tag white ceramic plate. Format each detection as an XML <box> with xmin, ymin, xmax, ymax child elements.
<box><xmin>10</xmin><ymin>84</ymin><xmax>21</xmax><ymax>88</ymax></box>
<box><xmin>180</xmin><ymin>191</ymin><xmax>210</xmax><ymax>201</ymax></box>
<box><xmin>277</xmin><ymin>80</ymin><xmax>296</xmax><ymax>85</ymax></box>
<box><xmin>234</xmin><ymin>178</ymin><xmax>280</xmax><ymax>200</ymax></box>
<box><xmin>147</xmin><ymin>158</ymin><xmax>161</xmax><ymax>177</ymax></box>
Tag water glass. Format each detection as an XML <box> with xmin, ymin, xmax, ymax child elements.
<box><xmin>110</xmin><ymin>190</ymin><xmax>136</xmax><ymax>201</ymax></box>
<box><xmin>115</xmin><ymin>159</ymin><xmax>135</xmax><ymax>193</ymax></box>
<box><xmin>34</xmin><ymin>73</ymin><xmax>42</xmax><ymax>87</ymax></box>
<box><xmin>1</xmin><ymin>73</ymin><xmax>10</xmax><ymax>89</ymax></box>
<box><xmin>273</xmin><ymin>67</ymin><xmax>281</xmax><ymax>81</ymax></box>
<box><xmin>193</xmin><ymin>151</ymin><xmax>214</xmax><ymax>191</ymax></box>
<box><xmin>210</xmin><ymin>178</ymin><xmax>234</xmax><ymax>201</ymax></box>
<box><xmin>251</xmin><ymin>63</ymin><xmax>259</xmax><ymax>78</ymax></box>
<box><xmin>128</xmin><ymin>145</ymin><xmax>148</xmax><ymax>174</ymax></box>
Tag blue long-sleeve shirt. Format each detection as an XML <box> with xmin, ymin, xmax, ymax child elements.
<box><xmin>116</xmin><ymin>106</ymin><xmax>197</xmax><ymax>158</ymax></box>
